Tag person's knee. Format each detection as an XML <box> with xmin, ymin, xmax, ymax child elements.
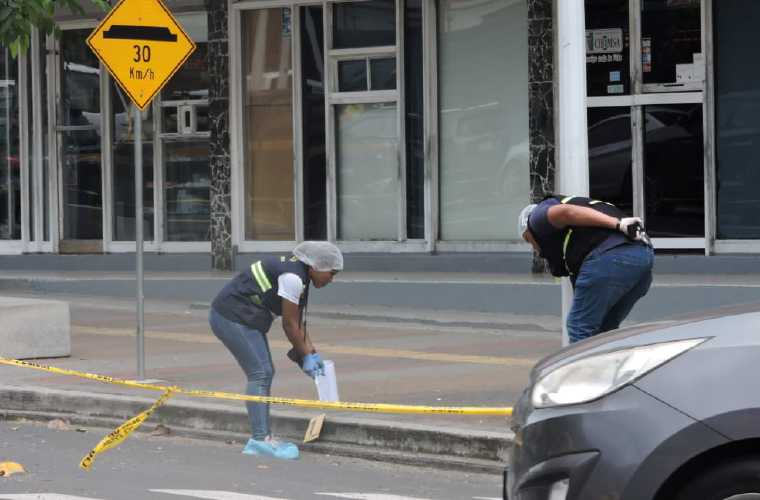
<box><xmin>567</xmin><ymin>314</ymin><xmax>600</xmax><ymax>343</ymax></box>
<box><xmin>247</xmin><ymin>363</ymin><xmax>275</xmax><ymax>384</ymax></box>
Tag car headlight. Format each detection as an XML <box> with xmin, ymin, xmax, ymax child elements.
<box><xmin>532</xmin><ymin>338</ymin><xmax>707</xmax><ymax>408</ymax></box>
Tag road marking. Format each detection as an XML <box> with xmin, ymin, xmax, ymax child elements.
<box><xmin>316</xmin><ymin>494</ymin><xmax>432</xmax><ymax>500</ymax></box>
<box><xmin>473</xmin><ymin>497</ymin><xmax>501</xmax><ymax>500</ymax></box>
<box><xmin>0</xmin><ymin>495</ymin><xmax>103</xmax><ymax>500</ymax></box>
<box><xmin>73</xmin><ymin>326</ymin><xmax>537</xmax><ymax>367</ymax></box>
<box><xmin>150</xmin><ymin>491</ymin><xmax>287</xmax><ymax>500</ymax></box>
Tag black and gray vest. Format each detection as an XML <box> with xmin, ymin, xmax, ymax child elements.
<box><xmin>212</xmin><ymin>255</ymin><xmax>310</xmax><ymax>333</ymax></box>
<box><xmin>529</xmin><ymin>195</ymin><xmax>626</xmax><ymax>281</ymax></box>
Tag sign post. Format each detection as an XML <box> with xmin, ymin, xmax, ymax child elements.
<box><xmin>135</xmin><ymin>104</ymin><xmax>144</xmax><ymax>378</ymax></box>
<box><xmin>87</xmin><ymin>0</ymin><xmax>196</xmax><ymax>379</ymax></box>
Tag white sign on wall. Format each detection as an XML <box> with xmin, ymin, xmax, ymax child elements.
<box><xmin>586</xmin><ymin>28</ymin><xmax>624</xmax><ymax>55</ymax></box>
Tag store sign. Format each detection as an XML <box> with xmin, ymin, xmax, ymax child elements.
<box><xmin>586</xmin><ymin>28</ymin><xmax>624</xmax><ymax>55</ymax></box>
<box><xmin>87</xmin><ymin>0</ymin><xmax>196</xmax><ymax>110</ymax></box>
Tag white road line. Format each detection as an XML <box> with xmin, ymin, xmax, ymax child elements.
<box><xmin>473</xmin><ymin>497</ymin><xmax>501</xmax><ymax>500</ymax></box>
<box><xmin>0</xmin><ymin>495</ymin><xmax>103</xmax><ymax>500</ymax></box>
<box><xmin>150</xmin><ymin>490</ymin><xmax>287</xmax><ymax>500</ymax></box>
<box><xmin>315</xmin><ymin>494</ymin><xmax>433</xmax><ymax>500</ymax></box>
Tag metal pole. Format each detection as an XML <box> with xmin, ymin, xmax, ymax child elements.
<box><xmin>557</xmin><ymin>0</ymin><xmax>590</xmax><ymax>346</ymax></box>
<box><xmin>134</xmin><ymin>103</ymin><xmax>145</xmax><ymax>379</ymax></box>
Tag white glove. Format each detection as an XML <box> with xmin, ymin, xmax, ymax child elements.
<box><xmin>617</xmin><ymin>217</ymin><xmax>644</xmax><ymax>241</ymax></box>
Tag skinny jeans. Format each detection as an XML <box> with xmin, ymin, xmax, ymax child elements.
<box><xmin>209</xmin><ymin>307</ymin><xmax>273</xmax><ymax>440</ymax></box>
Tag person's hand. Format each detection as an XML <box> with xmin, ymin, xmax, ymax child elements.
<box><xmin>286</xmin><ymin>348</ymin><xmax>303</xmax><ymax>368</ymax></box>
<box><xmin>617</xmin><ymin>217</ymin><xmax>645</xmax><ymax>240</ymax></box>
<box><xmin>302</xmin><ymin>352</ymin><xmax>325</xmax><ymax>378</ymax></box>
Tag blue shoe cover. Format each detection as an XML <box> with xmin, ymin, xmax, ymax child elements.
<box><xmin>242</xmin><ymin>437</ymin><xmax>299</xmax><ymax>460</ymax></box>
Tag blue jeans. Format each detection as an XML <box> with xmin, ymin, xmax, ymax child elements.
<box><xmin>567</xmin><ymin>243</ymin><xmax>654</xmax><ymax>343</ymax></box>
<box><xmin>209</xmin><ymin>308</ymin><xmax>274</xmax><ymax>440</ymax></box>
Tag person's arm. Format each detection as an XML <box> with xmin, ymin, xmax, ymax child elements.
<box><xmin>547</xmin><ymin>204</ymin><xmax>619</xmax><ymax>230</ymax></box>
<box><xmin>281</xmin><ymin>299</ymin><xmax>313</xmax><ymax>357</ymax></box>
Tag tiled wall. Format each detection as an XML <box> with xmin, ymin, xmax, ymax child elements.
<box><xmin>207</xmin><ymin>0</ymin><xmax>232</xmax><ymax>271</ymax></box>
<box><xmin>528</xmin><ymin>0</ymin><xmax>555</xmax><ymax>271</ymax></box>
<box><xmin>528</xmin><ymin>0</ymin><xmax>555</xmax><ymax>202</ymax></box>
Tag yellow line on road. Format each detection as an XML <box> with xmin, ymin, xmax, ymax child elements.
<box><xmin>73</xmin><ymin>325</ymin><xmax>536</xmax><ymax>367</ymax></box>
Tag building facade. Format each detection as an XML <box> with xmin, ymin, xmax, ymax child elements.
<box><xmin>0</xmin><ymin>0</ymin><xmax>754</xmax><ymax>268</ymax></box>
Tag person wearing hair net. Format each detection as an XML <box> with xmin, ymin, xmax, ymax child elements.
<box><xmin>518</xmin><ymin>196</ymin><xmax>653</xmax><ymax>344</ymax></box>
<box><xmin>209</xmin><ymin>241</ymin><xmax>343</xmax><ymax>460</ymax></box>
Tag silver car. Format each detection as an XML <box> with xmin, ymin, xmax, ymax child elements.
<box><xmin>505</xmin><ymin>303</ymin><xmax>760</xmax><ymax>500</ymax></box>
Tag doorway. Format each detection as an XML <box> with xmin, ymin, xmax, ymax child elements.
<box><xmin>56</xmin><ymin>28</ymin><xmax>103</xmax><ymax>253</ymax></box>
<box><xmin>585</xmin><ymin>0</ymin><xmax>707</xmax><ymax>249</ymax></box>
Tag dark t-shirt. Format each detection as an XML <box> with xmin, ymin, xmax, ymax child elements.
<box><xmin>530</xmin><ymin>198</ymin><xmax>628</xmax><ymax>257</ymax></box>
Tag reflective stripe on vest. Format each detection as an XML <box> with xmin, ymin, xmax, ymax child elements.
<box><xmin>559</xmin><ymin>197</ymin><xmax>575</xmax><ymax>275</ymax></box>
<box><xmin>251</xmin><ymin>261</ymin><xmax>273</xmax><ymax>292</ymax></box>
<box><xmin>558</xmin><ymin>196</ymin><xmax>608</xmax><ymax>276</ymax></box>
<box><xmin>562</xmin><ymin>228</ymin><xmax>574</xmax><ymax>276</ymax></box>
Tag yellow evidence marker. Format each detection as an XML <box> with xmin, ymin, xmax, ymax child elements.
<box><xmin>0</xmin><ymin>462</ymin><xmax>26</xmax><ymax>477</ymax></box>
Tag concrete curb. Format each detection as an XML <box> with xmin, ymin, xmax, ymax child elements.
<box><xmin>0</xmin><ymin>385</ymin><xmax>511</xmax><ymax>474</ymax></box>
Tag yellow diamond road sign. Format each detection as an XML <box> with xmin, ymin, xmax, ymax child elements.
<box><xmin>87</xmin><ymin>0</ymin><xmax>196</xmax><ymax>110</ymax></box>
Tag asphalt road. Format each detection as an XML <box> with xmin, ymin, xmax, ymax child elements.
<box><xmin>0</xmin><ymin>421</ymin><xmax>502</xmax><ymax>500</ymax></box>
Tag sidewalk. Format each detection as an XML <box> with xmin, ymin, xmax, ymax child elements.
<box><xmin>0</xmin><ymin>290</ymin><xmax>549</xmax><ymax>473</ymax></box>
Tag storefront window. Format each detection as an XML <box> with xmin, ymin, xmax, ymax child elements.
<box><xmin>301</xmin><ymin>5</ymin><xmax>326</xmax><ymax>240</ymax></box>
<box><xmin>405</xmin><ymin>0</ymin><xmax>424</xmax><ymax>238</ymax></box>
<box><xmin>588</xmin><ymin>107</ymin><xmax>633</xmax><ymax>215</ymax></box>
<box><xmin>715</xmin><ymin>0</ymin><xmax>760</xmax><ymax>239</ymax></box>
<box><xmin>112</xmin><ymin>83</ymin><xmax>154</xmax><ymax>241</ymax></box>
<box><xmin>162</xmin><ymin>13</ymin><xmax>210</xmax><ymax>242</ymax></box>
<box><xmin>439</xmin><ymin>0</ymin><xmax>529</xmax><ymax>240</ymax></box>
<box><xmin>336</xmin><ymin>102</ymin><xmax>398</xmax><ymax>240</ymax></box>
<box><xmin>333</xmin><ymin>0</ymin><xmax>395</xmax><ymax>49</ymax></box>
<box><xmin>643</xmin><ymin>103</ymin><xmax>704</xmax><ymax>237</ymax></box>
<box><xmin>0</xmin><ymin>49</ymin><xmax>20</xmax><ymax>240</ymax></box>
<box><xmin>242</xmin><ymin>8</ymin><xmax>295</xmax><ymax>240</ymax></box>
<box><xmin>165</xmin><ymin>139</ymin><xmax>210</xmax><ymax>241</ymax></box>
<box><xmin>585</xmin><ymin>0</ymin><xmax>630</xmax><ymax>97</ymax></box>
<box><xmin>41</xmin><ymin>32</ymin><xmax>49</xmax><ymax>241</ymax></box>
<box><xmin>641</xmin><ymin>0</ymin><xmax>701</xmax><ymax>87</ymax></box>
<box><xmin>60</xmin><ymin>29</ymin><xmax>102</xmax><ymax>240</ymax></box>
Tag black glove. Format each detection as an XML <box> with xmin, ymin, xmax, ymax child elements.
<box><xmin>287</xmin><ymin>348</ymin><xmax>303</xmax><ymax>368</ymax></box>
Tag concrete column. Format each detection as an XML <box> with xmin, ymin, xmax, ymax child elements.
<box><xmin>207</xmin><ymin>0</ymin><xmax>233</xmax><ymax>271</ymax></box>
<box><xmin>556</xmin><ymin>0</ymin><xmax>589</xmax><ymax>195</ymax></box>
<box><xmin>556</xmin><ymin>0</ymin><xmax>589</xmax><ymax>345</ymax></box>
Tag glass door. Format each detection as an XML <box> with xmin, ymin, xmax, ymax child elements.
<box><xmin>159</xmin><ymin>13</ymin><xmax>210</xmax><ymax>243</ymax></box>
<box><xmin>233</xmin><ymin>1</ymin><xmax>425</xmax><ymax>249</ymax></box>
<box><xmin>0</xmin><ymin>48</ymin><xmax>21</xmax><ymax>241</ymax></box>
<box><xmin>57</xmin><ymin>29</ymin><xmax>103</xmax><ymax>253</ymax></box>
<box><xmin>241</xmin><ymin>8</ymin><xmax>295</xmax><ymax>241</ymax></box>
<box><xmin>585</xmin><ymin>0</ymin><xmax>706</xmax><ymax>248</ymax></box>
<box><xmin>327</xmin><ymin>0</ymin><xmax>403</xmax><ymax>242</ymax></box>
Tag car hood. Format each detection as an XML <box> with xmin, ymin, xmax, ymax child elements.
<box><xmin>529</xmin><ymin>302</ymin><xmax>760</xmax><ymax>383</ymax></box>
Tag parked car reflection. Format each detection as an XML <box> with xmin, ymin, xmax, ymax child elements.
<box><xmin>588</xmin><ymin>104</ymin><xmax>704</xmax><ymax>236</ymax></box>
<box><xmin>716</xmin><ymin>91</ymin><xmax>760</xmax><ymax>238</ymax></box>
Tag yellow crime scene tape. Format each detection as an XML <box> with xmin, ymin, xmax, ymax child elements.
<box><xmin>0</xmin><ymin>357</ymin><xmax>513</xmax><ymax>469</ymax></box>
<box><xmin>79</xmin><ymin>388</ymin><xmax>176</xmax><ymax>470</ymax></box>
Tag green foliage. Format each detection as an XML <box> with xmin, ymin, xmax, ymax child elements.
<box><xmin>0</xmin><ymin>0</ymin><xmax>110</xmax><ymax>57</ymax></box>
